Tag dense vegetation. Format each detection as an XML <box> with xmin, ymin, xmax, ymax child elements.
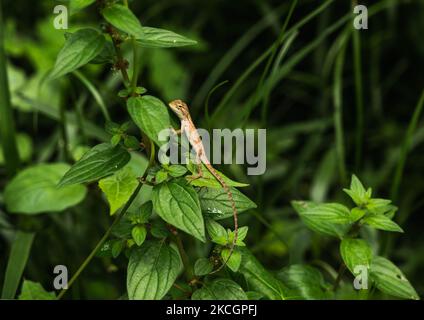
<box><xmin>1</xmin><ymin>0</ymin><xmax>423</xmax><ymax>300</ymax></box>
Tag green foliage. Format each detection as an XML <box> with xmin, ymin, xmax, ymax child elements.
<box><xmin>18</xmin><ymin>280</ymin><xmax>56</xmax><ymax>300</ymax></box>
<box><xmin>362</xmin><ymin>214</ymin><xmax>404</xmax><ymax>233</ymax></box>
<box><xmin>127</xmin><ymin>241</ymin><xmax>181</xmax><ymax>300</ymax></box>
<box><xmin>191</xmin><ymin>279</ymin><xmax>247</xmax><ymax>300</ymax></box>
<box><xmin>152</xmin><ymin>179</ymin><xmax>205</xmax><ymax>242</ymax></box>
<box><xmin>370</xmin><ymin>256</ymin><xmax>419</xmax><ymax>300</ymax></box>
<box><xmin>49</xmin><ymin>28</ymin><xmax>106</xmax><ymax>79</ymax></box>
<box><xmin>194</xmin><ymin>258</ymin><xmax>214</xmax><ymax>276</ymax></box>
<box><xmin>278</xmin><ymin>265</ymin><xmax>332</xmax><ymax>299</ymax></box>
<box><xmin>198</xmin><ymin>187</ymin><xmax>256</xmax><ymax>220</ymax></box>
<box><xmin>127</xmin><ymin>96</ymin><xmax>171</xmax><ymax>146</ymax></box>
<box><xmin>137</xmin><ymin>27</ymin><xmax>197</xmax><ymax>48</ymax></box>
<box><xmin>69</xmin><ymin>0</ymin><xmax>96</xmax><ymax>15</ymax></box>
<box><xmin>99</xmin><ymin>166</ymin><xmax>138</xmax><ymax>215</ymax></box>
<box><xmin>58</xmin><ymin>144</ymin><xmax>131</xmax><ymax>187</ymax></box>
<box><xmin>239</xmin><ymin>249</ymin><xmax>289</xmax><ymax>300</ymax></box>
<box><xmin>294</xmin><ymin>175</ymin><xmax>419</xmax><ymax>300</ymax></box>
<box><xmin>5</xmin><ymin>163</ymin><xmax>87</xmax><ymax>214</ymax></box>
<box><xmin>340</xmin><ymin>238</ymin><xmax>372</xmax><ymax>274</ymax></box>
<box><xmin>102</xmin><ymin>4</ymin><xmax>145</xmax><ymax>39</ymax></box>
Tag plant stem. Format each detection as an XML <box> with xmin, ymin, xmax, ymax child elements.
<box><xmin>112</xmin><ymin>39</ymin><xmax>130</xmax><ymax>86</ymax></box>
<box><xmin>57</xmin><ymin>182</ymin><xmax>143</xmax><ymax>300</ymax></box>
<box><xmin>0</xmin><ymin>0</ymin><xmax>20</xmax><ymax>176</ymax></box>
<box><xmin>130</xmin><ymin>38</ymin><xmax>140</xmax><ymax>90</ymax></box>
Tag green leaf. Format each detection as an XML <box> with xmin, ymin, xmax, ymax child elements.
<box><xmin>1</xmin><ymin>231</ymin><xmax>35</xmax><ymax>299</ymax></box>
<box><xmin>152</xmin><ymin>179</ymin><xmax>205</xmax><ymax>242</ymax></box>
<box><xmin>124</xmin><ymin>136</ymin><xmax>140</xmax><ymax>149</ymax></box>
<box><xmin>4</xmin><ymin>163</ymin><xmax>87</xmax><ymax>214</ymax></box>
<box><xmin>303</xmin><ymin>203</ymin><xmax>351</xmax><ymax>223</ymax></box>
<box><xmin>102</xmin><ymin>4</ymin><xmax>144</xmax><ymax>38</ymax></box>
<box><xmin>137</xmin><ymin>27</ymin><xmax>197</xmax><ymax>48</ymax></box>
<box><xmin>192</xmin><ymin>279</ymin><xmax>247</xmax><ymax>300</ymax></box>
<box><xmin>18</xmin><ymin>280</ymin><xmax>56</xmax><ymax>300</ymax></box>
<box><xmin>187</xmin><ymin>163</ymin><xmax>249</xmax><ymax>188</ymax></box>
<box><xmin>350</xmin><ymin>207</ymin><xmax>366</xmax><ymax>221</ymax></box>
<box><xmin>150</xmin><ymin>220</ymin><xmax>170</xmax><ymax>239</ymax></box>
<box><xmin>343</xmin><ymin>174</ymin><xmax>371</xmax><ymax>206</ymax></box>
<box><xmin>363</xmin><ymin>214</ymin><xmax>404</xmax><ymax>233</ymax></box>
<box><xmin>221</xmin><ymin>248</ymin><xmax>241</xmax><ymax>272</ymax></box>
<box><xmin>205</xmin><ymin>219</ymin><xmax>228</xmax><ymax>245</ymax></box>
<box><xmin>128</xmin><ymin>201</ymin><xmax>153</xmax><ymax>224</ymax></box>
<box><xmin>99</xmin><ymin>166</ymin><xmax>138</xmax><ymax>215</ymax></box>
<box><xmin>127</xmin><ymin>241</ymin><xmax>181</xmax><ymax>300</ymax></box>
<box><xmin>277</xmin><ymin>265</ymin><xmax>332</xmax><ymax>300</ymax></box>
<box><xmin>155</xmin><ymin>169</ymin><xmax>168</xmax><ymax>184</ymax></box>
<box><xmin>366</xmin><ymin>198</ymin><xmax>392</xmax><ymax>214</ymax></box>
<box><xmin>111</xmin><ymin>239</ymin><xmax>125</xmax><ymax>258</ymax></box>
<box><xmin>58</xmin><ymin>144</ymin><xmax>131</xmax><ymax>187</ymax></box>
<box><xmin>194</xmin><ymin>258</ymin><xmax>214</xmax><ymax>276</ymax></box>
<box><xmin>246</xmin><ymin>291</ymin><xmax>264</xmax><ymax>300</ymax></box>
<box><xmin>198</xmin><ymin>187</ymin><xmax>256</xmax><ymax>220</ymax></box>
<box><xmin>105</xmin><ymin>120</ymin><xmax>121</xmax><ymax>134</ymax></box>
<box><xmin>49</xmin><ymin>28</ymin><xmax>106</xmax><ymax>79</ymax></box>
<box><xmin>370</xmin><ymin>256</ymin><xmax>419</xmax><ymax>300</ymax></box>
<box><xmin>236</xmin><ymin>226</ymin><xmax>248</xmax><ymax>246</ymax></box>
<box><xmin>127</xmin><ymin>96</ymin><xmax>171</xmax><ymax>146</ymax></box>
<box><xmin>131</xmin><ymin>225</ymin><xmax>147</xmax><ymax>246</ymax></box>
<box><xmin>90</xmin><ymin>40</ymin><xmax>115</xmax><ymax>64</ymax></box>
<box><xmin>69</xmin><ymin>0</ymin><xmax>96</xmax><ymax>15</ymax></box>
<box><xmin>340</xmin><ymin>238</ymin><xmax>373</xmax><ymax>274</ymax></box>
<box><xmin>238</xmin><ymin>248</ymin><xmax>288</xmax><ymax>300</ymax></box>
<box><xmin>291</xmin><ymin>201</ymin><xmax>350</xmax><ymax>238</ymax></box>
<box><xmin>110</xmin><ymin>134</ymin><xmax>121</xmax><ymax>146</ymax></box>
<box><xmin>166</xmin><ymin>164</ymin><xmax>187</xmax><ymax>177</ymax></box>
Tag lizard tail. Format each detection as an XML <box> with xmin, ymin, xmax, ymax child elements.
<box><xmin>205</xmin><ymin>163</ymin><xmax>238</xmax><ymax>274</ymax></box>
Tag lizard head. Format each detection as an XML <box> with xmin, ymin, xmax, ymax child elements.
<box><xmin>168</xmin><ymin>99</ymin><xmax>190</xmax><ymax>120</ymax></box>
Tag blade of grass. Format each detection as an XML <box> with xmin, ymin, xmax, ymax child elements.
<box><xmin>73</xmin><ymin>70</ymin><xmax>111</xmax><ymax>122</ymax></box>
<box><xmin>0</xmin><ymin>1</ymin><xmax>20</xmax><ymax>176</ymax></box>
<box><xmin>1</xmin><ymin>231</ymin><xmax>35</xmax><ymax>299</ymax></box>
<box><xmin>238</xmin><ymin>13</ymin><xmax>351</xmax><ymax>125</ymax></box>
<box><xmin>211</xmin><ymin>0</ymin><xmax>337</xmax><ymax>123</ymax></box>
<box><xmin>352</xmin><ymin>0</ymin><xmax>364</xmax><ymax>170</ymax></box>
<box><xmin>192</xmin><ymin>2</ymin><xmax>291</xmax><ymax>108</ymax></box>
<box><xmin>333</xmin><ymin>31</ymin><xmax>349</xmax><ymax>185</ymax></box>
<box><xmin>242</xmin><ymin>30</ymin><xmax>298</xmax><ymax>125</ymax></box>
<box><xmin>260</xmin><ymin>0</ymin><xmax>298</xmax><ymax>124</ymax></box>
<box><xmin>390</xmin><ymin>89</ymin><xmax>424</xmax><ymax>202</ymax></box>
